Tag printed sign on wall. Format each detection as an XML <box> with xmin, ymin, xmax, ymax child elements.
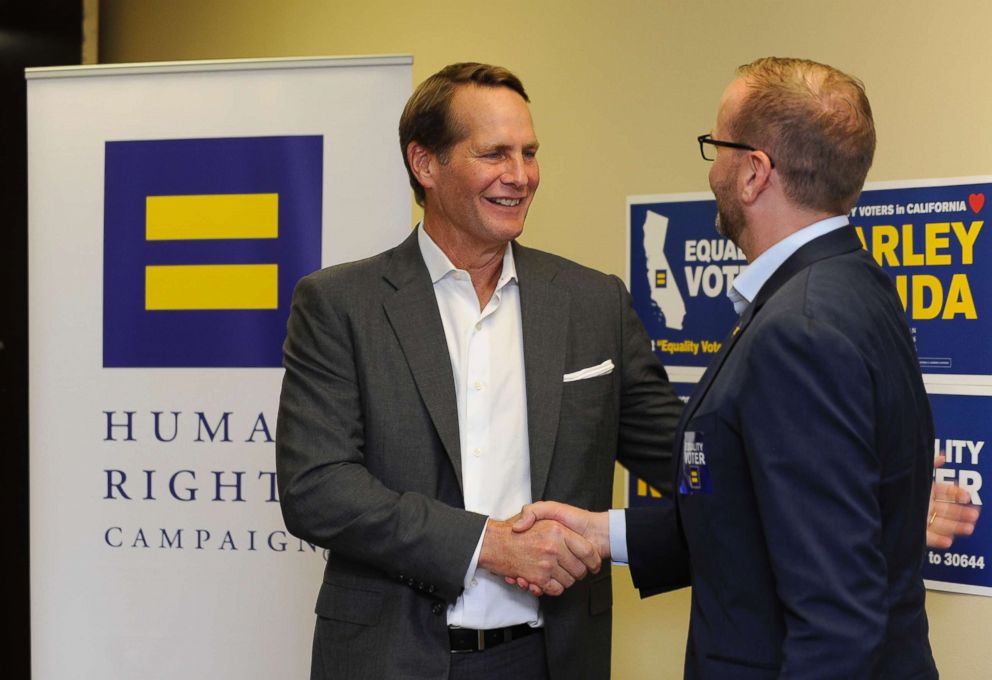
<box><xmin>628</xmin><ymin>177</ymin><xmax>990</xmax><ymax>380</ymax></box>
<box><xmin>628</xmin><ymin>193</ymin><xmax>742</xmax><ymax>369</ymax></box>
<box><xmin>924</xmin><ymin>392</ymin><xmax>990</xmax><ymax>596</ymax></box>
<box><xmin>851</xmin><ymin>179</ymin><xmax>989</xmax><ymax>378</ymax></box>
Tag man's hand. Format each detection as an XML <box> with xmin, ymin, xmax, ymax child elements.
<box><xmin>928</xmin><ymin>454</ymin><xmax>981</xmax><ymax>549</ymax></box>
<box><xmin>479</xmin><ymin>516</ymin><xmax>601</xmax><ymax>597</ymax></box>
<box><xmin>500</xmin><ymin>502</ymin><xmax>611</xmax><ymax>596</ymax></box>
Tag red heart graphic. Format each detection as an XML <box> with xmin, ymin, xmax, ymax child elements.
<box><xmin>969</xmin><ymin>193</ymin><xmax>985</xmax><ymax>213</ymax></box>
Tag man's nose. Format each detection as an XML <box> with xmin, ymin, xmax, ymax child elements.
<box><xmin>501</xmin><ymin>154</ymin><xmax>527</xmax><ymax>186</ymax></box>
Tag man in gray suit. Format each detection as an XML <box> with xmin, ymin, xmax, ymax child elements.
<box><xmin>276</xmin><ymin>63</ymin><xmax>682</xmax><ymax>679</ymax></box>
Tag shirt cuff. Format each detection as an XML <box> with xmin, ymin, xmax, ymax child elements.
<box><xmin>462</xmin><ymin>519</ymin><xmax>488</xmax><ymax>589</ymax></box>
<box><xmin>608</xmin><ymin>508</ymin><xmax>629</xmax><ymax>564</ymax></box>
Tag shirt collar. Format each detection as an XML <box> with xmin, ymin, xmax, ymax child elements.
<box><xmin>729</xmin><ymin>214</ymin><xmax>849</xmax><ymax>311</ymax></box>
<box><xmin>417</xmin><ymin>223</ymin><xmax>517</xmax><ymax>288</ymax></box>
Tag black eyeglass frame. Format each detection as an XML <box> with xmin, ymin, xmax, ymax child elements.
<box><xmin>697</xmin><ymin>133</ymin><xmax>775</xmax><ymax>168</ymax></box>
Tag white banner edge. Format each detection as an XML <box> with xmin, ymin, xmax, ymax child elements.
<box><xmin>25</xmin><ymin>54</ymin><xmax>414</xmax><ymax>80</ymax></box>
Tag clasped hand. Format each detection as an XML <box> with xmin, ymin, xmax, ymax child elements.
<box><xmin>480</xmin><ymin>503</ymin><xmax>610</xmax><ymax>597</ymax></box>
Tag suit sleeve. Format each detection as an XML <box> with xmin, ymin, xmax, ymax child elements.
<box><xmin>275</xmin><ymin>274</ymin><xmax>486</xmax><ymax>602</ymax></box>
<box><xmin>742</xmin><ymin>313</ymin><xmax>887</xmax><ymax>678</ymax></box>
<box><xmin>625</xmin><ymin>503</ymin><xmax>691</xmax><ymax>594</ymax></box>
<box><xmin>610</xmin><ymin>275</ymin><xmax>683</xmax><ymax>495</ymax></box>
<box><xmin>608</xmin><ymin>276</ymin><xmax>692</xmax><ymax>593</ymax></box>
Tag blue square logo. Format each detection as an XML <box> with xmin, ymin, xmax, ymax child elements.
<box><xmin>103</xmin><ymin>136</ymin><xmax>323</xmax><ymax>367</ymax></box>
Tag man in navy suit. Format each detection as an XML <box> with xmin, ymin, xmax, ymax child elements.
<box><xmin>514</xmin><ymin>57</ymin><xmax>941</xmax><ymax>678</ymax></box>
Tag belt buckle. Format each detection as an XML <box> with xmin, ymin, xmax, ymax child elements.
<box><xmin>477</xmin><ymin>629</ymin><xmax>486</xmax><ymax>651</ymax></box>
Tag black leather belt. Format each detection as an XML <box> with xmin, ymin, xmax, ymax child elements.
<box><xmin>449</xmin><ymin>623</ymin><xmax>540</xmax><ymax>653</ymax></box>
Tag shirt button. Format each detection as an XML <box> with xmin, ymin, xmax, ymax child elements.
<box><xmin>474</xmin><ymin>322</ymin><xmax>482</xmax><ymax>331</ymax></box>
<box><xmin>473</xmin><ymin>381</ymin><xmax>482</xmax><ymax>391</ymax></box>
<box><xmin>470</xmin><ymin>579</ymin><xmax>478</xmax><ymax>588</ymax></box>
<box><xmin>473</xmin><ymin>448</ymin><xmax>481</xmax><ymax>457</ymax></box>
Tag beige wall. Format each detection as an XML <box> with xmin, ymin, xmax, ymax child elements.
<box><xmin>99</xmin><ymin>1</ymin><xmax>990</xmax><ymax>677</ymax></box>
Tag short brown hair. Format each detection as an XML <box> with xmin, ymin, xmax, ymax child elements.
<box><xmin>399</xmin><ymin>62</ymin><xmax>530</xmax><ymax>206</ymax></box>
<box><xmin>730</xmin><ymin>57</ymin><xmax>876</xmax><ymax>214</ymax></box>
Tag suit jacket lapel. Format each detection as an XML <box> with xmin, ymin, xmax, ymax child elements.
<box><xmin>678</xmin><ymin>307</ymin><xmax>749</xmax><ymax>430</ymax></box>
<box><xmin>514</xmin><ymin>243</ymin><xmax>569</xmax><ymax>501</ymax></box>
<box><xmin>382</xmin><ymin>229</ymin><xmax>464</xmax><ymax>488</ymax></box>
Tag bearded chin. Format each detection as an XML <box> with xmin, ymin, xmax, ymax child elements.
<box><xmin>715</xmin><ymin>207</ymin><xmax>738</xmax><ymax>242</ymax></box>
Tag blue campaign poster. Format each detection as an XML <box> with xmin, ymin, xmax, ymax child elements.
<box><xmin>924</xmin><ymin>393</ymin><xmax>991</xmax><ymax>595</ymax></box>
<box><xmin>851</xmin><ymin>180</ymin><xmax>990</xmax><ymax>377</ymax></box>
<box><xmin>628</xmin><ymin>194</ymin><xmax>740</xmax><ymax>370</ymax></box>
<box><xmin>628</xmin><ymin>177</ymin><xmax>990</xmax><ymax>378</ymax></box>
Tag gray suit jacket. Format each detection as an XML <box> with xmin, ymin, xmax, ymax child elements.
<box><xmin>277</xmin><ymin>227</ymin><xmax>681</xmax><ymax>679</ymax></box>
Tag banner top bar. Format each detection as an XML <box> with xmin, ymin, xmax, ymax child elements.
<box><xmin>25</xmin><ymin>54</ymin><xmax>413</xmax><ymax>80</ymax></box>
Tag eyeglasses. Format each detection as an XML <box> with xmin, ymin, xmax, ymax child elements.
<box><xmin>697</xmin><ymin>133</ymin><xmax>775</xmax><ymax>167</ymax></box>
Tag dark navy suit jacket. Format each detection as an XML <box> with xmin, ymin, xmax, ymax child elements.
<box><xmin>627</xmin><ymin>226</ymin><xmax>938</xmax><ymax>679</ymax></box>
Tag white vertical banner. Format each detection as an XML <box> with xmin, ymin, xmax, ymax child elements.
<box><xmin>28</xmin><ymin>56</ymin><xmax>412</xmax><ymax>679</ymax></box>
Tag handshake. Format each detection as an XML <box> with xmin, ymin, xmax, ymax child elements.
<box><xmin>478</xmin><ymin>502</ymin><xmax>610</xmax><ymax>597</ymax></box>
<box><xmin>479</xmin><ymin>457</ymin><xmax>981</xmax><ymax>599</ymax></box>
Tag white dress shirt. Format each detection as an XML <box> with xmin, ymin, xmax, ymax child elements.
<box><xmin>608</xmin><ymin>215</ymin><xmax>850</xmax><ymax>561</ymax></box>
<box><xmin>418</xmin><ymin>226</ymin><xmax>542</xmax><ymax>629</ymax></box>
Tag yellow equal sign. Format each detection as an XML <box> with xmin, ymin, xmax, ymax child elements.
<box><xmin>144</xmin><ymin>193</ymin><xmax>280</xmax><ymax>311</ymax></box>
<box><xmin>655</xmin><ymin>270</ymin><xmax>667</xmax><ymax>287</ymax></box>
<box><xmin>145</xmin><ymin>264</ymin><xmax>278</xmax><ymax>310</ymax></box>
<box><xmin>146</xmin><ymin>193</ymin><xmax>279</xmax><ymax>240</ymax></box>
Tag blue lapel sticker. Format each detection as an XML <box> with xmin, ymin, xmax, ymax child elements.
<box><xmin>679</xmin><ymin>430</ymin><xmax>712</xmax><ymax>495</ymax></box>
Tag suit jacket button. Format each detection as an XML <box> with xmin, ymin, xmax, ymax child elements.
<box><xmin>427</xmin><ymin>584</ymin><xmax>436</xmax><ymax>594</ymax></box>
<box><xmin>431</xmin><ymin>602</ymin><xmax>444</xmax><ymax>616</ymax></box>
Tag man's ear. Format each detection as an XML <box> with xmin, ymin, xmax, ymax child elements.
<box><xmin>407</xmin><ymin>142</ymin><xmax>437</xmax><ymax>191</ymax></box>
<box><xmin>740</xmin><ymin>150</ymin><xmax>774</xmax><ymax>205</ymax></box>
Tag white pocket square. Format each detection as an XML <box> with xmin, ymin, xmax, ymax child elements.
<box><xmin>563</xmin><ymin>359</ymin><xmax>614</xmax><ymax>382</ymax></box>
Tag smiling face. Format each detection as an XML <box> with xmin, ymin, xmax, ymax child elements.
<box><xmin>421</xmin><ymin>84</ymin><xmax>540</xmax><ymax>251</ymax></box>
